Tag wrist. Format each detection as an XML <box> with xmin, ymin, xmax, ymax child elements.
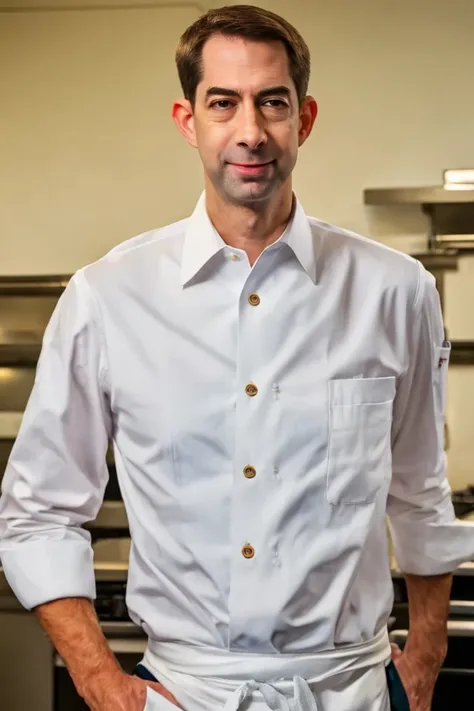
<box><xmin>404</xmin><ymin>631</ymin><xmax>447</xmax><ymax>666</ymax></box>
<box><xmin>76</xmin><ymin>658</ymin><xmax>125</xmax><ymax>702</ymax></box>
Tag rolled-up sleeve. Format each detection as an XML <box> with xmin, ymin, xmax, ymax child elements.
<box><xmin>0</xmin><ymin>270</ymin><xmax>112</xmax><ymax>609</ymax></box>
<box><xmin>387</xmin><ymin>263</ymin><xmax>474</xmax><ymax>576</ymax></box>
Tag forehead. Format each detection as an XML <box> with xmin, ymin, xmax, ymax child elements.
<box><xmin>198</xmin><ymin>34</ymin><xmax>294</xmax><ymax>95</ymax></box>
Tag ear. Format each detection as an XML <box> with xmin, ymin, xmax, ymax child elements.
<box><xmin>172</xmin><ymin>98</ymin><xmax>197</xmax><ymax>148</ymax></box>
<box><xmin>298</xmin><ymin>96</ymin><xmax>318</xmax><ymax>148</ymax></box>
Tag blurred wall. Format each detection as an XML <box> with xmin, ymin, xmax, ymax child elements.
<box><xmin>1</xmin><ymin>0</ymin><xmax>474</xmax><ymax>486</ymax></box>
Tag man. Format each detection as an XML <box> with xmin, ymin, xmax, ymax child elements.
<box><xmin>1</xmin><ymin>4</ymin><xmax>473</xmax><ymax>711</ymax></box>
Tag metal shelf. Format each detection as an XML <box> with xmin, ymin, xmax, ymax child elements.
<box><xmin>412</xmin><ymin>252</ymin><xmax>459</xmax><ymax>271</ymax></box>
<box><xmin>450</xmin><ymin>341</ymin><xmax>474</xmax><ymax>366</ymax></box>
<box><xmin>0</xmin><ymin>344</ymin><xmax>41</xmax><ymax>366</ymax></box>
<box><xmin>0</xmin><ymin>275</ymin><xmax>70</xmax><ymax>296</ymax></box>
<box><xmin>364</xmin><ymin>186</ymin><xmax>474</xmax><ymax>205</ymax></box>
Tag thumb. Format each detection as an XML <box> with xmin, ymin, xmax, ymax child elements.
<box><xmin>390</xmin><ymin>642</ymin><xmax>403</xmax><ymax>660</ymax></box>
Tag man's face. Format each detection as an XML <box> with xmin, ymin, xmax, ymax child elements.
<box><xmin>184</xmin><ymin>34</ymin><xmax>314</xmax><ymax>206</ymax></box>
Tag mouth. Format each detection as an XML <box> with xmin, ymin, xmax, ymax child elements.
<box><xmin>228</xmin><ymin>160</ymin><xmax>275</xmax><ymax>176</ymax></box>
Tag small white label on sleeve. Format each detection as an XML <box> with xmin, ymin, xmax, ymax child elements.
<box><xmin>437</xmin><ymin>342</ymin><xmax>451</xmax><ymax>369</ymax></box>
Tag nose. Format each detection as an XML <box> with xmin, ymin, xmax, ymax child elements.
<box><xmin>235</xmin><ymin>104</ymin><xmax>267</xmax><ymax>151</ymax></box>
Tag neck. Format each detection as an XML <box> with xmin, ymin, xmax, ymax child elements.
<box><xmin>205</xmin><ymin>182</ymin><xmax>294</xmax><ymax>267</ymax></box>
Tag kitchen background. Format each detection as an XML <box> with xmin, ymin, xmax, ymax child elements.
<box><xmin>2</xmin><ymin>0</ymin><xmax>474</xmax><ymax>488</ymax></box>
<box><xmin>1</xmin><ymin>1</ymin><xmax>474</xmax><ymax>710</ymax></box>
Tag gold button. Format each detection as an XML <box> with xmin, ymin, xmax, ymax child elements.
<box><xmin>243</xmin><ymin>465</ymin><xmax>256</xmax><ymax>479</ymax></box>
<box><xmin>242</xmin><ymin>544</ymin><xmax>255</xmax><ymax>559</ymax></box>
<box><xmin>230</xmin><ymin>254</ymin><xmax>240</xmax><ymax>261</ymax></box>
<box><xmin>245</xmin><ymin>383</ymin><xmax>258</xmax><ymax>397</ymax></box>
<box><xmin>248</xmin><ymin>293</ymin><xmax>260</xmax><ymax>306</ymax></box>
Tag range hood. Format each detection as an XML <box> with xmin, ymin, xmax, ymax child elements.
<box><xmin>364</xmin><ymin>168</ymin><xmax>474</xmax><ymax>205</ymax></box>
<box><xmin>364</xmin><ymin>171</ymin><xmax>474</xmax><ymax>364</ymax></box>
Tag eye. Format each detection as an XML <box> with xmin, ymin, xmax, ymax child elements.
<box><xmin>263</xmin><ymin>99</ymin><xmax>288</xmax><ymax>108</ymax></box>
<box><xmin>210</xmin><ymin>100</ymin><xmax>234</xmax><ymax>110</ymax></box>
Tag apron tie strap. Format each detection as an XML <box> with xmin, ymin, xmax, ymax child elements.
<box><xmin>222</xmin><ymin>675</ymin><xmax>319</xmax><ymax>711</ymax></box>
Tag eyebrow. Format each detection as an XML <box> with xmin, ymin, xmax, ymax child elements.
<box><xmin>205</xmin><ymin>85</ymin><xmax>292</xmax><ymax>101</ymax></box>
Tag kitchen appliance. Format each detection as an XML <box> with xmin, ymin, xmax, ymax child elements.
<box><xmin>364</xmin><ymin>170</ymin><xmax>474</xmax><ymax>366</ymax></box>
<box><xmin>364</xmin><ymin>170</ymin><xmax>474</xmax><ymax>254</ymax></box>
<box><xmin>452</xmin><ymin>486</ymin><xmax>474</xmax><ymax>520</ymax></box>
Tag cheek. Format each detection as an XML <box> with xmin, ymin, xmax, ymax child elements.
<box><xmin>196</xmin><ymin>125</ymin><xmax>229</xmax><ymax>162</ymax></box>
<box><xmin>274</xmin><ymin>125</ymin><xmax>299</xmax><ymax>157</ymax></box>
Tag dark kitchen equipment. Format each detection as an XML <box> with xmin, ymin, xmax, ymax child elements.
<box><xmin>390</xmin><ymin>624</ymin><xmax>474</xmax><ymax>711</ymax></box>
<box><xmin>452</xmin><ymin>486</ymin><xmax>474</xmax><ymax>519</ymax></box>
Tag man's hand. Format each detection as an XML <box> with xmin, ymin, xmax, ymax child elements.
<box><xmin>84</xmin><ymin>667</ymin><xmax>183</xmax><ymax>711</ymax></box>
<box><xmin>33</xmin><ymin>599</ymin><xmax>183</xmax><ymax>711</ymax></box>
<box><xmin>390</xmin><ymin>572</ymin><xmax>451</xmax><ymax>710</ymax></box>
<box><xmin>391</xmin><ymin>642</ymin><xmax>444</xmax><ymax>711</ymax></box>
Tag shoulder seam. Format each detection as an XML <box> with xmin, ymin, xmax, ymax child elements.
<box><xmin>395</xmin><ymin>259</ymin><xmax>425</xmax><ymax>383</ymax></box>
<box><xmin>74</xmin><ymin>269</ymin><xmax>110</xmax><ymax>394</ymax></box>
<box><xmin>412</xmin><ymin>259</ymin><xmax>425</xmax><ymax>314</ymax></box>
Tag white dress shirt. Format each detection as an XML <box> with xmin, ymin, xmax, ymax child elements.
<box><xmin>1</xmin><ymin>192</ymin><xmax>473</xmax><ymax>710</ymax></box>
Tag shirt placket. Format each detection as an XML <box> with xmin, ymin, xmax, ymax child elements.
<box><xmin>227</xmin><ymin>251</ymin><xmax>281</xmax><ymax>652</ymax></box>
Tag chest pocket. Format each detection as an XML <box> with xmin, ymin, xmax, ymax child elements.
<box><xmin>326</xmin><ymin>377</ymin><xmax>396</xmax><ymax>505</ymax></box>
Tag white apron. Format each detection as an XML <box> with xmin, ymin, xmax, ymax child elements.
<box><xmin>141</xmin><ymin>626</ymin><xmax>392</xmax><ymax>711</ymax></box>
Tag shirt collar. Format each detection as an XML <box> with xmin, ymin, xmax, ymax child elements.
<box><xmin>180</xmin><ymin>191</ymin><xmax>316</xmax><ymax>286</ymax></box>
<box><xmin>278</xmin><ymin>196</ymin><xmax>317</xmax><ymax>284</ymax></box>
<box><xmin>180</xmin><ymin>193</ymin><xmax>226</xmax><ymax>286</ymax></box>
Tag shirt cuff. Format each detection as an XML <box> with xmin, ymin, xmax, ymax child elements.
<box><xmin>0</xmin><ymin>539</ymin><xmax>96</xmax><ymax>610</ymax></box>
<box><xmin>390</xmin><ymin>518</ymin><xmax>474</xmax><ymax>576</ymax></box>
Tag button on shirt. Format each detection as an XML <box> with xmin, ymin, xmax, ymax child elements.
<box><xmin>1</xmin><ymin>192</ymin><xmax>473</xmax><ymax>663</ymax></box>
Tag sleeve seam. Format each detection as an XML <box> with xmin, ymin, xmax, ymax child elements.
<box><xmin>412</xmin><ymin>258</ymin><xmax>425</xmax><ymax>315</ymax></box>
<box><xmin>74</xmin><ymin>270</ymin><xmax>111</xmax><ymax>394</ymax></box>
<box><xmin>396</xmin><ymin>260</ymin><xmax>425</xmax><ymax>383</ymax></box>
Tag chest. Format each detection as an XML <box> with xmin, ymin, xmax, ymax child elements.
<box><xmin>104</xmin><ymin>263</ymin><xmax>401</xmax><ymax>454</ymax></box>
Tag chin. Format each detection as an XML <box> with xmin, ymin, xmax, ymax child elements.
<box><xmin>229</xmin><ymin>181</ymin><xmax>279</xmax><ymax>204</ymax></box>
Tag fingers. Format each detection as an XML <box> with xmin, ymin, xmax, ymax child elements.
<box><xmin>390</xmin><ymin>642</ymin><xmax>403</xmax><ymax>660</ymax></box>
<box><xmin>146</xmin><ymin>681</ymin><xmax>182</xmax><ymax>708</ymax></box>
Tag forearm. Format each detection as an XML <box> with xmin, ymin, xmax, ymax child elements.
<box><xmin>404</xmin><ymin>572</ymin><xmax>452</xmax><ymax>663</ymax></box>
<box><xmin>35</xmin><ymin>597</ymin><xmax>123</xmax><ymax>702</ymax></box>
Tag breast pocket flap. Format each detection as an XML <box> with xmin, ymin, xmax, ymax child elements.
<box><xmin>329</xmin><ymin>376</ymin><xmax>396</xmax><ymax>406</ymax></box>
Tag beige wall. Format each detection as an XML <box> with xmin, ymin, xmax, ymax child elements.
<box><xmin>1</xmin><ymin>0</ymin><xmax>474</xmax><ymax>486</ymax></box>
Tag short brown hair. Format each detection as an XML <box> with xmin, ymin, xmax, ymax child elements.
<box><xmin>175</xmin><ymin>5</ymin><xmax>311</xmax><ymax>107</ymax></box>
